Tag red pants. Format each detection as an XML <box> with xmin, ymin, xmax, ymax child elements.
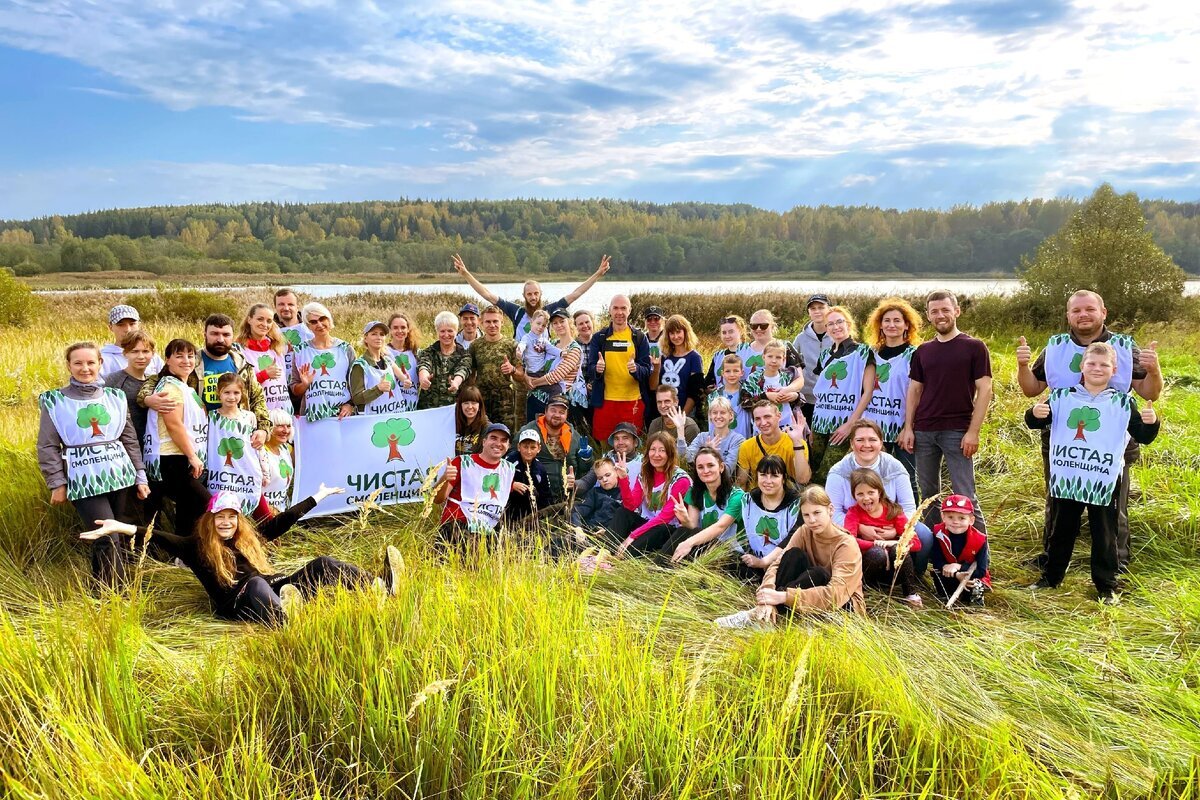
<box><xmin>592</xmin><ymin>399</ymin><xmax>643</xmax><ymax>444</ymax></box>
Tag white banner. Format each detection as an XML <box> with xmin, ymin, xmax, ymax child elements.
<box><xmin>292</xmin><ymin>405</ymin><xmax>454</xmax><ymax>518</ymax></box>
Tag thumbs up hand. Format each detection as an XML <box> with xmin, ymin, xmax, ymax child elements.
<box><xmin>1032</xmin><ymin>399</ymin><xmax>1051</xmax><ymax>420</ymax></box>
<box><xmin>1139</xmin><ymin>341</ymin><xmax>1160</xmax><ymax>374</ymax></box>
<box><xmin>1141</xmin><ymin>401</ymin><xmax>1157</xmax><ymax>425</ymax></box>
<box><xmin>1015</xmin><ymin>335</ymin><xmax>1032</xmax><ymax>367</ymax></box>
<box><xmin>501</xmin><ymin>355</ymin><xmax>515</xmax><ymax>376</ymax></box>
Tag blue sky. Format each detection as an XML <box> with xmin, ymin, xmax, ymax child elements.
<box><xmin>0</xmin><ymin>0</ymin><xmax>1197</xmax><ymax>220</ymax></box>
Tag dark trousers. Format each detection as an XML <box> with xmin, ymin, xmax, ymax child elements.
<box><xmin>1044</xmin><ymin>496</ymin><xmax>1120</xmax><ymax>593</ymax></box>
<box><xmin>1040</xmin><ymin>430</ymin><xmax>1134</xmax><ymax>568</ymax></box>
<box><xmin>861</xmin><ymin>545</ymin><xmax>919</xmax><ymax>596</ymax></box>
<box><xmin>810</xmin><ymin>433</ymin><xmax>849</xmax><ymax>485</ymax></box>
<box><xmin>609</xmin><ymin>506</ymin><xmax>673</xmax><ymax>555</ymax></box>
<box><xmin>883</xmin><ymin>442</ymin><xmax>919</xmax><ymax>504</ymax></box>
<box><xmin>154</xmin><ymin>455</ymin><xmax>212</xmax><ymax>539</ymax></box>
<box><xmin>568</xmin><ymin>404</ymin><xmax>593</xmax><ymax>444</ymax></box>
<box><xmin>772</xmin><ymin>548</ymin><xmax>831</xmax><ymax>595</ymax></box>
<box><xmin>72</xmin><ymin>489</ymin><xmax>132</xmax><ymax>587</ymax></box>
<box><xmin>222</xmin><ymin>556</ymin><xmax>371</xmax><ymax>627</ymax></box>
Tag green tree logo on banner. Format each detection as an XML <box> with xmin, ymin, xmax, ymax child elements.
<box><xmin>755</xmin><ymin>516</ymin><xmax>779</xmax><ymax>543</ymax></box>
<box><xmin>1066</xmin><ymin>406</ymin><xmax>1101</xmax><ymax>442</ymax></box>
<box><xmin>76</xmin><ymin>403</ymin><xmax>111</xmax><ymax>437</ymax></box>
<box><xmin>482</xmin><ymin>473</ymin><xmax>500</xmax><ymax>498</ymax></box>
<box><xmin>282</xmin><ymin>329</ymin><xmax>302</xmax><ymax>348</ymax></box>
<box><xmin>371</xmin><ymin>418</ymin><xmax>415</xmax><ymax>462</ymax></box>
<box><xmin>874</xmin><ymin>362</ymin><xmax>891</xmax><ymax>390</ymax></box>
<box><xmin>823</xmin><ymin>361</ymin><xmax>848</xmax><ymax>388</ymax></box>
<box><xmin>1069</xmin><ymin>352</ymin><xmax>1083</xmax><ymax>373</ymax></box>
<box><xmin>257</xmin><ymin>354</ymin><xmax>274</xmax><ymax>370</ymax></box>
<box><xmin>217</xmin><ymin>437</ymin><xmax>245</xmax><ymax>467</ymax></box>
<box><xmin>311</xmin><ymin>353</ymin><xmax>336</xmax><ymax>376</ymax></box>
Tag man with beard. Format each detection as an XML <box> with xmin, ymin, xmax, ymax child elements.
<box><xmin>140</xmin><ymin>314</ymin><xmax>270</xmax><ymax>446</ymax></box>
<box><xmin>897</xmin><ymin>292</ymin><xmax>992</xmax><ymax>533</ymax></box>
<box><xmin>1015</xmin><ymin>290</ymin><xmax>1161</xmax><ymax>570</ymax></box>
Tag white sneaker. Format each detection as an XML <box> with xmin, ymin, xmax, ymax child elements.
<box><xmin>715</xmin><ymin>610</ymin><xmax>759</xmax><ymax>629</ymax></box>
<box><xmin>279</xmin><ymin>583</ymin><xmax>304</xmax><ymax>619</ymax></box>
<box><xmin>385</xmin><ymin>545</ymin><xmax>404</xmax><ymax>595</ymax></box>
<box><xmin>903</xmin><ymin>593</ymin><xmax>924</xmax><ymax>609</ymax></box>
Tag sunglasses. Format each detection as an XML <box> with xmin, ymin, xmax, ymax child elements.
<box><xmin>720</xmin><ymin>316</ymin><xmax>739</xmax><ymax>325</ymax></box>
<box><xmin>749</xmin><ymin>322</ymin><xmax>771</xmax><ymax>331</ymax></box>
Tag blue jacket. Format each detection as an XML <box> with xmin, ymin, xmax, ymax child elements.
<box><xmin>585</xmin><ymin>324</ymin><xmax>653</xmax><ymax>411</ymax></box>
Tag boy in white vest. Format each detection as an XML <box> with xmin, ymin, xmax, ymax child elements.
<box><xmin>1025</xmin><ymin>342</ymin><xmax>1160</xmax><ymax>600</ymax></box>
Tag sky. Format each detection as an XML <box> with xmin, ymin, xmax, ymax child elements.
<box><xmin>0</xmin><ymin>0</ymin><xmax>1197</xmax><ymax>220</ymax></box>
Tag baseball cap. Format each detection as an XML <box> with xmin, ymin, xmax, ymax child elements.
<box><xmin>549</xmin><ymin>308</ymin><xmax>569</xmax><ymax>321</ymax></box>
<box><xmin>643</xmin><ymin>306</ymin><xmax>666</xmax><ymax>319</ymax></box>
<box><xmin>545</xmin><ymin>391</ymin><xmax>570</xmax><ymax>409</ymax></box>
<box><xmin>207</xmin><ymin>491</ymin><xmax>242</xmax><ymax>515</ymax></box>
<box><xmin>459</xmin><ymin>303</ymin><xmax>481</xmax><ymax>316</ymax></box>
<box><xmin>606</xmin><ymin>421</ymin><xmax>642</xmax><ymax>449</ymax></box>
<box><xmin>483</xmin><ymin>422</ymin><xmax>511</xmax><ymax>439</ymax></box>
<box><xmin>941</xmin><ymin>495</ymin><xmax>975</xmax><ymax>515</ymax></box>
<box><xmin>362</xmin><ymin>320</ymin><xmax>388</xmax><ymax>336</ymax></box>
<box><xmin>518</xmin><ymin>428</ymin><xmax>542</xmax><ymax>444</ymax></box>
<box><xmin>806</xmin><ymin>294</ymin><xmax>831</xmax><ymax>308</ymax></box>
<box><xmin>108</xmin><ymin>304</ymin><xmax>140</xmax><ymax>325</ymax></box>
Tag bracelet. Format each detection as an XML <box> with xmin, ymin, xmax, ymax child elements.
<box><xmin>793</xmin><ymin>445</ymin><xmax>804</xmax><ymax>451</ymax></box>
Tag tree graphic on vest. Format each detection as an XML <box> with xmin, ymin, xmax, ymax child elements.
<box><xmin>371</xmin><ymin>418</ymin><xmax>415</xmax><ymax>461</ymax></box>
<box><xmin>76</xmin><ymin>403</ymin><xmax>110</xmax><ymax>437</ymax></box>
<box><xmin>823</xmin><ymin>360</ymin><xmax>848</xmax><ymax>388</ymax></box>
<box><xmin>481</xmin><ymin>473</ymin><xmax>500</xmax><ymax>499</ymax></box>
<box><xmin>756</xmin><ymin>516</ymin><xmax>779</xmax><ymax>545</ymax></box>
<box><xmin>217</xmin><ymin>437</ymin><xmax>244</xmax><ymax>467</ymax></box>
<box><xmin>396</xmin><ymin>353</ymin><xmax>411</xmax><ymax>372</ymax></box>
<box><xmin>874</xmin><ymin>362</ymin><xmax>891</xmax><ymax>390</ymax></box>
<box><xmin>1066</xmin><ymin>406</ymin><xmax>1101</xmax><ymax>441</ymax></box>
<box><xmin>744</xmin><ymin>353</ymin><xmax>764</xmax><ymax>372</ymax></box>
<box><xmin>311</xmin><ymin>353</ymin><xmax>336</xmax><ymax>375</ymax></box>
<box><xmin>257</xmin><ymin>354</ymin><xmax>273</xmax><ymax>370</ymax></box>
<box><xmin>282</xmin><ymin>329</ymin><xmax>302</xmax><ymax>348</ymax></box>
<box><xmin>279</xmin><ymin>460</ymin><xmax>292</xmax><ymax>479</ymax></box>
<box><xmin>1069</xmin><ymin>352</ymin><xmax>1083</xmax><ymax>373</ymax></box>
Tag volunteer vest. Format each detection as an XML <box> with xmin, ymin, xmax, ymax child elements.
<box><xmin>294</xmin><ymin>340</ymin><xmax>353</xmax><ymax>422</ymax></box>
<box><xmin>206</xmin><ymin>409</ymin><xmax>264</xmax><ymax>514</ymax></box>
<box><xmin>241</xmin><ymin>344</ymin><xmax>291</xmax><ymax>412</ymax></box>
<box><xmin>712</xmin><ymin>343</ymin><xmax>756</xmax><ymax>379</ymax></box>
<box><xmin>863</xmin><ymin>345</ymin><xmax>915</xmax><ymax>442</ymax></box>
<box><xmin>143</xmin><ymin>376</ymin><xmax>209</xmax><ymax>482</ymax></box>
<box><xmin>758</xmin><ymin>371</ymin><xmax>796</xmax><ymax>428</ymax></box>
<box><xmin>279</xmin><ymin>323</ymin><xmax>313</xmax><ymax>377</ymax></box>
<box><xmin>262</xmin><ymin>445</ymin><xmax>293</xmax><ymax>510</ymax></box>
<box><xmin>1047</xmin><ymin>386</ymin><xmax>1133</xmax><ymax>505</ymax></box>
<box><xmin>701</xmin><ymin>486</ymin><xmax>743</xmax><ymax>536</ymax></box>
<box><xmin>39</xmin><ymin>387</ymin><xmax>136</xmax><ymax>501</ymax></box>
<box><xmin>635</xmin><ymin>466</ymin><xmax>690</xmax><ymax>521</ymax></box>
<box><xmin>711</xmin><ymin>387</ymin><xmax>753</xmax><ymax>437</ymax></box>
<box><xmin>455</xmin><ymin>456</ymin><xmax>517</xmax><ymax>532</ymax></box>
<box><xmin>386</xmin><ymin>346</ymin><xmax>421</xmax><ymax>409</ymax></box>
<box><xmin>812</xmin><ymin>343</ymin><xmax>872</xmax><ymax>434</ymax></box>
<box><xmin>1043</xmin><ymin>333</ymin><xmax>1134</xmax><ymax>392</ymax></box>
<box><xmin>739</xmin><ymin>493</ymin><xmax>800</xmax><ymax>557</ymax></box>
<box><xmin>356</xmin><ymin>355</ymin><xmax>413</xmax><ymax>415</ymax></box>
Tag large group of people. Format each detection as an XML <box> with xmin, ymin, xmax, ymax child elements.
<box><xmin>38</xmin><ymin>258</ymin><xmax>1164</xmax><ymax>627</ymax></box>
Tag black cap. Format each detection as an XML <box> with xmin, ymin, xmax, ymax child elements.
<box><xmin>643</xmin><ymin>306</ymin><xmax>666</xmax><ymax>319</ymax></box>
<box><xmin>482</xmin><ymin>423</ymin><xmax>511</xmax><ymax>439</ymax></box>
<box><xmin>606</xmin><ymin>421</ymin><xmax>642</xmax><ymax>448</ymax></box>
<box><xmin>548</xmin><ymin>307</ymin><xmax>569</xmax><ymax>321</ymax></box>
<box><xmin>806</xmin><ymin>293</ymin><xmax>831</xmax><ymax>308</ymax></box>
<box><xmin>545</xmin><ymin>391</ymin><xmax>570</xmax><ymax>409</ymax></box>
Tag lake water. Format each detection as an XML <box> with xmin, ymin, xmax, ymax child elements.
<box><xmin>48</xmin><ymin>278</ymin><xmax>1200</xmax><ymax>317</ymax></box>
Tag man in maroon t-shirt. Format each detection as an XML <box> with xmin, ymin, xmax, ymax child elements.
<box><xmin>897</xmin><ymin>291</ymin><xmax>993</xmax><ymax>532</ymax></box>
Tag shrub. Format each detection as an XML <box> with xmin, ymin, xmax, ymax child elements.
<box><xmin>0</xmin><ymin>268</ymin><xmax>41</xmax><ymax>327</ymax></box>
<box><xmin>124</xmin><ymin>285</ymin><xmax>240</xmax><ymax>323</ymax></box>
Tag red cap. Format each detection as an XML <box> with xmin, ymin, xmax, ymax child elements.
<box><xmin>941</xmin><ymin>495</ymin><xmax>974</xmax><ymax>515</ymax></box>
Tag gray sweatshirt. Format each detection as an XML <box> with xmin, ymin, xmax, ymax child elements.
<box><xmin>38</xmin><ymin>379</ymin><xmax>147</xmax><ymax>491</ymax></box>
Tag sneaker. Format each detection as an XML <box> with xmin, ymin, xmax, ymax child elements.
<box><xmin>715</xmin><ymin>610</ymin><xmax>761</xmax><ymax>629</ymax></box>
<box><xmin>902</xmin><ymin>593</ymin><xmax>924</xmax><ymax>609</ymax></box>
<box><xmin>279</xmin><ymin>583</ymin><xmax>304</xmax><ymax>619</ymax></box>
<box><xmin>384</xmin><ymin>545</ymin><xmax>404</xmax><ymax>595</ymax></box>
<box><xmin>1098</xmin><ymin>590</ymin><xmax>1121</xmax><ymax>605</ymax></box>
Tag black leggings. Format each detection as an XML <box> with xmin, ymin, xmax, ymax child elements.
<box><xmin>861</xmin><ymin>546</ymin><xmax>919</xmax><ymax>596</ymax></box>
<box><xmin>609</xmin><ymin>507</ymin><xmax>673</xmax><ymax>555</ymax></box>
<box><xmin>72</xmin><ymin>489</ymin><xmax>132</xmax><ymax>587</ymax></box>
<box><xmin>154</xmin><ymin>455</ymin><xmax>211</xmax><ymax>540</ymax></box>
<box><xmin>221</xmin><ymin>556</ymin><xmax>372</xmax><ymax>627</ymax></box>
<box><xmin>772</xmin><ymin>549</ymin><xmax>831</xmax><ymax>594</ymax></box>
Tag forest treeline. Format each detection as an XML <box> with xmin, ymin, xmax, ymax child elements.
<box><xmin>1</xmin><ymin>197</ymin><xmax>1197</xmax><ymax>278</ymax></box>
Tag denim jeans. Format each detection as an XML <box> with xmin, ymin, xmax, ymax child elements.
<box><xmin>914</xmin><ymin>429</ymin><xmax>986</xmax><ymax>533</ymax></box>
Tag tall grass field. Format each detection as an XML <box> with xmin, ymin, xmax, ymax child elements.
<box><xmin>1</xmin><ymin>287</ymin><xmax>1198</xmax><ymax>798</ymax></box>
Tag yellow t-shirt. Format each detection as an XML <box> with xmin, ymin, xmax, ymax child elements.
<box><xmin>736</xmin><ymin>433</ymin><xmax>808</xmax><ymax>489</ymax></box>
<box><xmin>156</xmin><ymin>383</ymin><xmax>186</xmax><ymax>457</ymax></box>
<box><xmin>602</xmin><ymin>327</ymin><xmax>641</xmax><ymax>402</ymax></box>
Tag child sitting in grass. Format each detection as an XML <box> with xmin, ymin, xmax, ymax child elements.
<box><xmin>1025</xmin><ymin>341</ymin><xmax>1160</xmax><ymax>601</ymax></box>
<box><xmin>930</xmin><ymin>495</ymin><xmax>990</xmax><ymax>606</ymax></box>
<box><xmin>570</xmin><ymin>456</ymin><xmax>624</xmax><ymax>538</ymax></box>
<box><xmin>844</xmin><ymin>468</ymin><xmax>922</xmax><ymax>608</ymax></box>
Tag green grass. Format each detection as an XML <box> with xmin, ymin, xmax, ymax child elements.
<box><xmin>1</xmin><ymin>294</ymin><xmax>1199</xmax><ymax>798</ymax></box>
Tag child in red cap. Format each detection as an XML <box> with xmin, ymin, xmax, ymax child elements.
<box><xmin>929</xmin><ymin>494</ymin><xmax>991</xmax><ymax>606</ymax></box>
